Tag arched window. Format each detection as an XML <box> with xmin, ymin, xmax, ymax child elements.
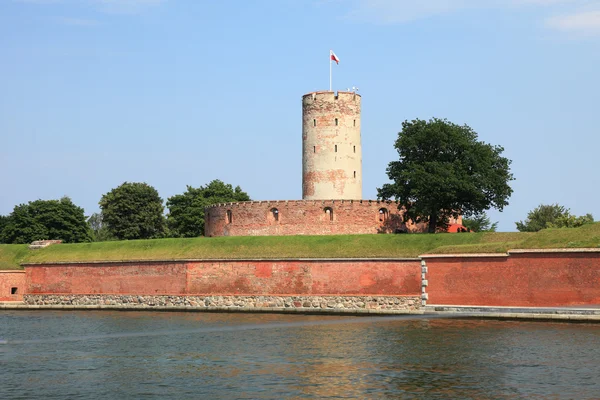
<box><xmin>324</xmin><ymin>207</ymin><xmax>333</xmax><ymax>222</ymax></box>
<box><xmin>226</xmin><ymin>210</ymin><xmax>232</xmax><ymax>224</ymax></box>
<box><xmin>270</xmin><ymin>208</ymin><xmax>279</xmax><ymax>222</ymax></box>
<box><xmin>379</xmin><ymin>208</ymin><xmax>389</xmax><ymax>222</ymax></box>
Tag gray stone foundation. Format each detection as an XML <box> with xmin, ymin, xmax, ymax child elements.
<box><xmin>24</xmin><ymin>294</ymin><xmax>421</xmax><ymax>312</ymax></box>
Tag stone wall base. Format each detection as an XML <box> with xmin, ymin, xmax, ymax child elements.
<box><xmin>24</xmin><ymin>294</ymin><xmax>421</xmax><ymax>312</ymax></box>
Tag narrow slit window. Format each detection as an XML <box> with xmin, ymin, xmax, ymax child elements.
<box><xmin>353</xmin><ymin>119</ymin><xmax>356</xmax><ymax>127</ymax></box>
<box><xmin>226</xmin><ymin>210</ymin><xmax>232</xmax><ymax>224</ymax></box>
<box><xmin>335</xmin><ymin>118</ymin><xmax>338</xmax><ymax>126</ymax></box>
<box><xmin>324</xmin><ymin>207</ymin><xmax>333</xmax><ymax>222</ymax></box>
<box><xmin>313</xmin><ymin>146</ymin><xmax>316</xmax><ymax>153</ymax></box>
<box><xmin>313</xmin><ymin>119</ymin><xmax>316</xmax><ymax>127</ymax></box>
<box><xmin>353</xmin><ymin>145</ymin><xmax>356</xmax><ymax>153</ymax></box>
<box><xmin>354</xmin><ymin>171</ymin><xmax>356</xmax><ymax>178</ymax></box>
<box><xmin>335</xmin><ymin>145</ymin><xmax>337</xmax><ymax>152</ymax></box>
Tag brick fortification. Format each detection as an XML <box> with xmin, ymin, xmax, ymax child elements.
<box><xmin>205</xmin><ymin>200</ymin><xmax>420</xmax><ymax>237</ymax></box>
<box><xmin>203</xmin><ymin>91</ymin><xmax>439</xmax><ymax>237</ymax></box>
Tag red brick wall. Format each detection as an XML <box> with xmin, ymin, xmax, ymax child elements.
<box><xmin>425</xmin><ymin>251</ymin><xmax>600</xmax><ymax>307</ymax></box>
<box><xmin>0</xmin><ymin>271</ymin><xmax>26</xmax><ymax>301</ymax></box>
<box><xmin>23</xmin><ymin>259</ymin><xmax>422</xmax><ymax>296</ymax></box>
<box><xmin>204</xmin><ymin>200</ymin><xmax>449</xmax><ymax>237</ymax></box>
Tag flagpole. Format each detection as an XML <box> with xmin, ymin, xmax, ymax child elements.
<box><xmin>329</xmin><ymin>51</ymin><xmax>332</xmax><ymax>92</ymax></box>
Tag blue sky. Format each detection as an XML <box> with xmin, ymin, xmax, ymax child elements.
<box><xmin>1</xmin><ymin>0</ymin><xmax>599</xmax><ymax>232</ymax></box>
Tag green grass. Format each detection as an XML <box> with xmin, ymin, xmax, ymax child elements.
<box><xmin>2</xmin><ymin>223</ymin><xmax>600</xmax><ymax>270</ymax></box>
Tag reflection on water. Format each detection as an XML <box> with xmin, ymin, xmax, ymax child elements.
<box><xmin>1</xmin><ymin>311</ymin><xmax>599</xmax><ymax>399</ymax></box>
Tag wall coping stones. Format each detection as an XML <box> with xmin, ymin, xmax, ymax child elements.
<box><xmin>20</xmin><ymin>257</ymin><xmax>422</xmax><ymax>266</ymax></box>
<box><xmin>508</xmin><ymin>248</ymin><xmax>600</xmax><ymax>254</ymax></box>
<box><xmin>0</xmin><ymin>270</ymin><xmax>26</xmax><ymax>274</ymax></box>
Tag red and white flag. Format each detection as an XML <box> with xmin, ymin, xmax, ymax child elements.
<box><xmin>330</xmin><ymin>50</ymin><xmax>340</xmax><ymax>64</ymax></box>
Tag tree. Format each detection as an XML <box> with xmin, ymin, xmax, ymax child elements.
<box><xmin>167</xmin><ymin>180</ymin><xmax>251</xmax><ymax>237</ymax></box>
<box><xmin>516</xmin><ymin>204</ymin><xmax>594</xmax><ymax>232</ymax></box>
<box><xmin>378</xmin><ymin>118</ymin><xmax>514</xmax><ymax>233</ymax></box>
<box><xmin>0</xmin><ymin>197</ymin><xmax>92</xmax><ymax>244</ymax></box>
<box><xmin>0</xmin><ymin>215</ymin><xmax>10</xmax><ymax>243</ymax></box>
<box><xmin>87</xmin><ymin>212</ymin><xmax>114</xmax><ymax>242</ymax></box>
<box><xmin>462</xmin><ymin>212</ymin><xmax>498</xmax><ymax>232</ymax></box>
<box><xmin>99</xmin><ymin>182</ymin><xmax>166</xmax><ymax>240</ymax></box>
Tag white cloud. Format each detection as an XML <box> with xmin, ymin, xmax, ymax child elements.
<box><xmin>343</xmin><ymin>0</ymin><xmax>600</xmax><ymax>29</ymax></box>
<box><xmin>546</xmin><ymin>9</ymin><xmax>600</xmax><ymax>33</ymax></box>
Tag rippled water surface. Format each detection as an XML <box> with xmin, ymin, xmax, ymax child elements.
<box><xmin>1</xmin><ymin>311</ymin><xmax>600</xmax><ymax>399</ymax></box>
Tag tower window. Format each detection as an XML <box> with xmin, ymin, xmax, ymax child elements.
<box><xmin>354</xmin><ymin>171</ymin><xmax>356</xmax><ymax>178</ymax></box>
<box><xmin>353</xmin><ymin>145</ymin><xmax>356</xmax><ymax>153</ymax></box>
<box><xmin>313</xmin><ymin>119</ymin><xmax>316</xmax><ymax>127</ymax></box>
<box><xmin>313</xmin><ymin>146</ymin><xmax>316</xmax><ymax>153</ymax></box>
<box><xmin>324</xmin><ymin>207</ymin><xmax>333</xmax><ymax>222</ymax></box>
<box><xmin>379</xmin><ymin>208</ymin><xmax>389</xmax><ymax>222</ymax></box>
<box><xmin>353</xmin><ymin>119</ymin><xmax>356</xmax><ymax>127</ymax></box>
<box><xmin>335</xmin><ymin>118</ymin><xmax>338</xmax><ymax>126</ymax></box>
<box><xmin>335</xmin><ymin>145</ymin><xmax>338</xmax><ymax>152</ymax></box>
<box><xmin>270</xmin><ymin>208</ymin><xmax>279</xmax><ymax>222</ymax></box>
<box><xmin>226</xmin><ymin>210</ymin><xmax>232</xmax><ymax>224</ymax></box>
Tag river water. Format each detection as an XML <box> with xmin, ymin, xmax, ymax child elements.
<box><xmin>1</xmin><ymin>311</ymin><xmax>599</xmax><ymax>399</ymax></box>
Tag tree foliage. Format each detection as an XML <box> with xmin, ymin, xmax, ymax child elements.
<box><xmin>87</xmin><ymin>212</ymin><xmax>114</xmax><ymax>242</ymax></box>
<box><xmin>516</xmin><ymin>204</ymin><xmax>594</xmax><ymax>232</ymax></box>
<box><xmin>462</xmin><ymin>212</ymin><xmax>498</xmax><ymax>232</ymax></box>
<box><xmin>167</xmin><ymin>180</ymin><xmax>251</xmax><ymax>237</ymax></box>
<box><xmin>0</xmin><ymin>197</ymin><xmax>92</xmax><ymax>244</ymax></box>
<box><xmin>0</xmin><ymin>215</ymin><xmax>11</xmax><ymax>244</ymax></box>
<box><xmin>99</xmin><ymin>182</ymin><xmax>166</xmax><ymax>240</ymax></box>
<box><xmin>378</xmin><ymin>118</ymin><xmax>514</xmax><ymax>233</ymax></box>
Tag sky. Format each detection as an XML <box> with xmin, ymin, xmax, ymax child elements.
<box><xmin>1</xmin><ymin>0</ymin><xmax>599</xmax><ymax>232</ymax></box>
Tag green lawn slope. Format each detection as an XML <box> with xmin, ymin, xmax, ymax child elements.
<box><xmin>1</xmin><ymin>223</ymin><xmax>599</xmax><ymax>270</ymax></box>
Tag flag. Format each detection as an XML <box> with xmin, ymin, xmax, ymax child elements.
<box><xmin>330</xmin><ymin>50</ymin><xmax>340</xmax><ymax>64</ymax></box>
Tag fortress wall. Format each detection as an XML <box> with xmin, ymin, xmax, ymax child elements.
<box><xmin>0</xmin><ymin>271</ymin><xmax>25</xmax><ymax>301</ymax></box>
<box><xmin>424</xmin><ymin>250</ymin><xmax>600</xmax><ymax>307</ymax></box>
<box><xmin>23</xmin><ymin>259</ymin><xmax>421</xmax><ymax>297</ymax></box>
<box><xmin>26</xmin><ymin>262</ymin><xmax>188</xmax><ymax>295</ymax></box>
<box><xmin>204</xmin><ymin>200</ymin><xmax>431</xmax><ymax>237</ymax></box>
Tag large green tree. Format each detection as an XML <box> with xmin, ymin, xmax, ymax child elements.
<box><xmin>378</xmin><ymin>118</ymin><xmax>514</xmax><ymax>233</ymax></box>
<box><xmin>516</xmin><ymin>204</ymin><xmax>594</xmax><ymax>232</ymax></box>
<box><xmin>167</xmin><ymin>179</ymin><xmax>251</xmax><ymax>237</ymax></box>
<box><xmin>99</xmin><ymin>182</ymin><xmax>166</xmax><ymax>240</ymax></box>
<box><xmin>0</xmin><ymin>197</ymin><xmax>92</xmax><ymax>244</ymax></box>
<box><xmin>462</xmin><ymin>212</ymin><xmax>498</xmax><ymax>232</ymax></box>
<box><xmin>0</xmin><ymin>215</ymin><xmax>11</xmax><ymax>243</ymax></box>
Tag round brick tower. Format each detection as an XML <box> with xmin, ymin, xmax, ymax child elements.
<box><xmin>302</xmin><ymin>91</ymin><xmax>362</xmax><ymax>200</ymax></box>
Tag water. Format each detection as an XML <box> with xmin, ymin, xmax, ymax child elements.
<box><xmin>1</xmin><ymin>311</ymin><xmax>600</xmax><ymax>399</ymax></box>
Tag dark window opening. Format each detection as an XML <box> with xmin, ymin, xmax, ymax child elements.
<box><xmin>335</xmin><ymin>118</ymin><xmax>338</xmax><ymax>126</ymax></box>
<box><xmin>324</xmin><ymin>207</ymin><xmax>334</xmax><ymax>222</ymax></box>
<box><xmin>335</xmin><ymin>145</ymin><xmax>338</xmax><ymax>152</ymax></box>
<box><xmin>11</xmin><ymin>287</ymin><xmax>17</xmax><ymax>295</ymax></box>
<box><xmin>354</xmin><ymin>171</ymin><xmax>356</xmax><ymax>178</ymax></box>
<box><xmin>379</xmin><ymin>208</ymin><xmax>389</xmax><ymax>222</ymax></box>
<box><xmin>226</xmin><ymin>210</ymin><xmax>232</xmax><ymax>224</ymax></box>
<box><xmin>353</xmin><ymin>145</ymin><xmax>356</xmax><ymax>153</ymax></box>
<box><xmin>270</xmin><ymin>208</ymin><xmax>279</xmax><ymax>222</ymax></box>
<box><xmin>353</xmin><ymin>119</ymin><xmax>356</xmax><ymax>127</ymax></box>
<box><xmin>313</xmin><ymin>119</ymin><xmax>316</xmax><ymax>127</ymax></box>
<box><xmin>313</xmin><ymin>146</ymin><xmax>316</xmax><ymax>153</ymax></box>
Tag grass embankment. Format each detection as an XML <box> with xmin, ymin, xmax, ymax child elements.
<box><xmin>1</xmin><ymin>223</ymin><xmax>599</xmax><ymax>270</ymax></box>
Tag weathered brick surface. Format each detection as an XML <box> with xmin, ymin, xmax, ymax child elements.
<box><xmin>425</xmin><ymin>251</ymin><xmax>600</xmax><ymax>307</ymax></box>
<box><xmin>205</xmin><ymin>200</ymin><xmax>439</xmax><ymax>236</ymax></box>
<box><xmin>302</xmin><ymin>91</ymin><xmax>362</xmax><ymax>200</ymax></box>
<box><xmin>23</xmin><ymin>259</ymin><xmax>422</xmax><ymax>296</ymax></box>
<box><xmin>0</xmin><ymin>271</ymin><xmax>25</xmax><ymax>301</ymax></box>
